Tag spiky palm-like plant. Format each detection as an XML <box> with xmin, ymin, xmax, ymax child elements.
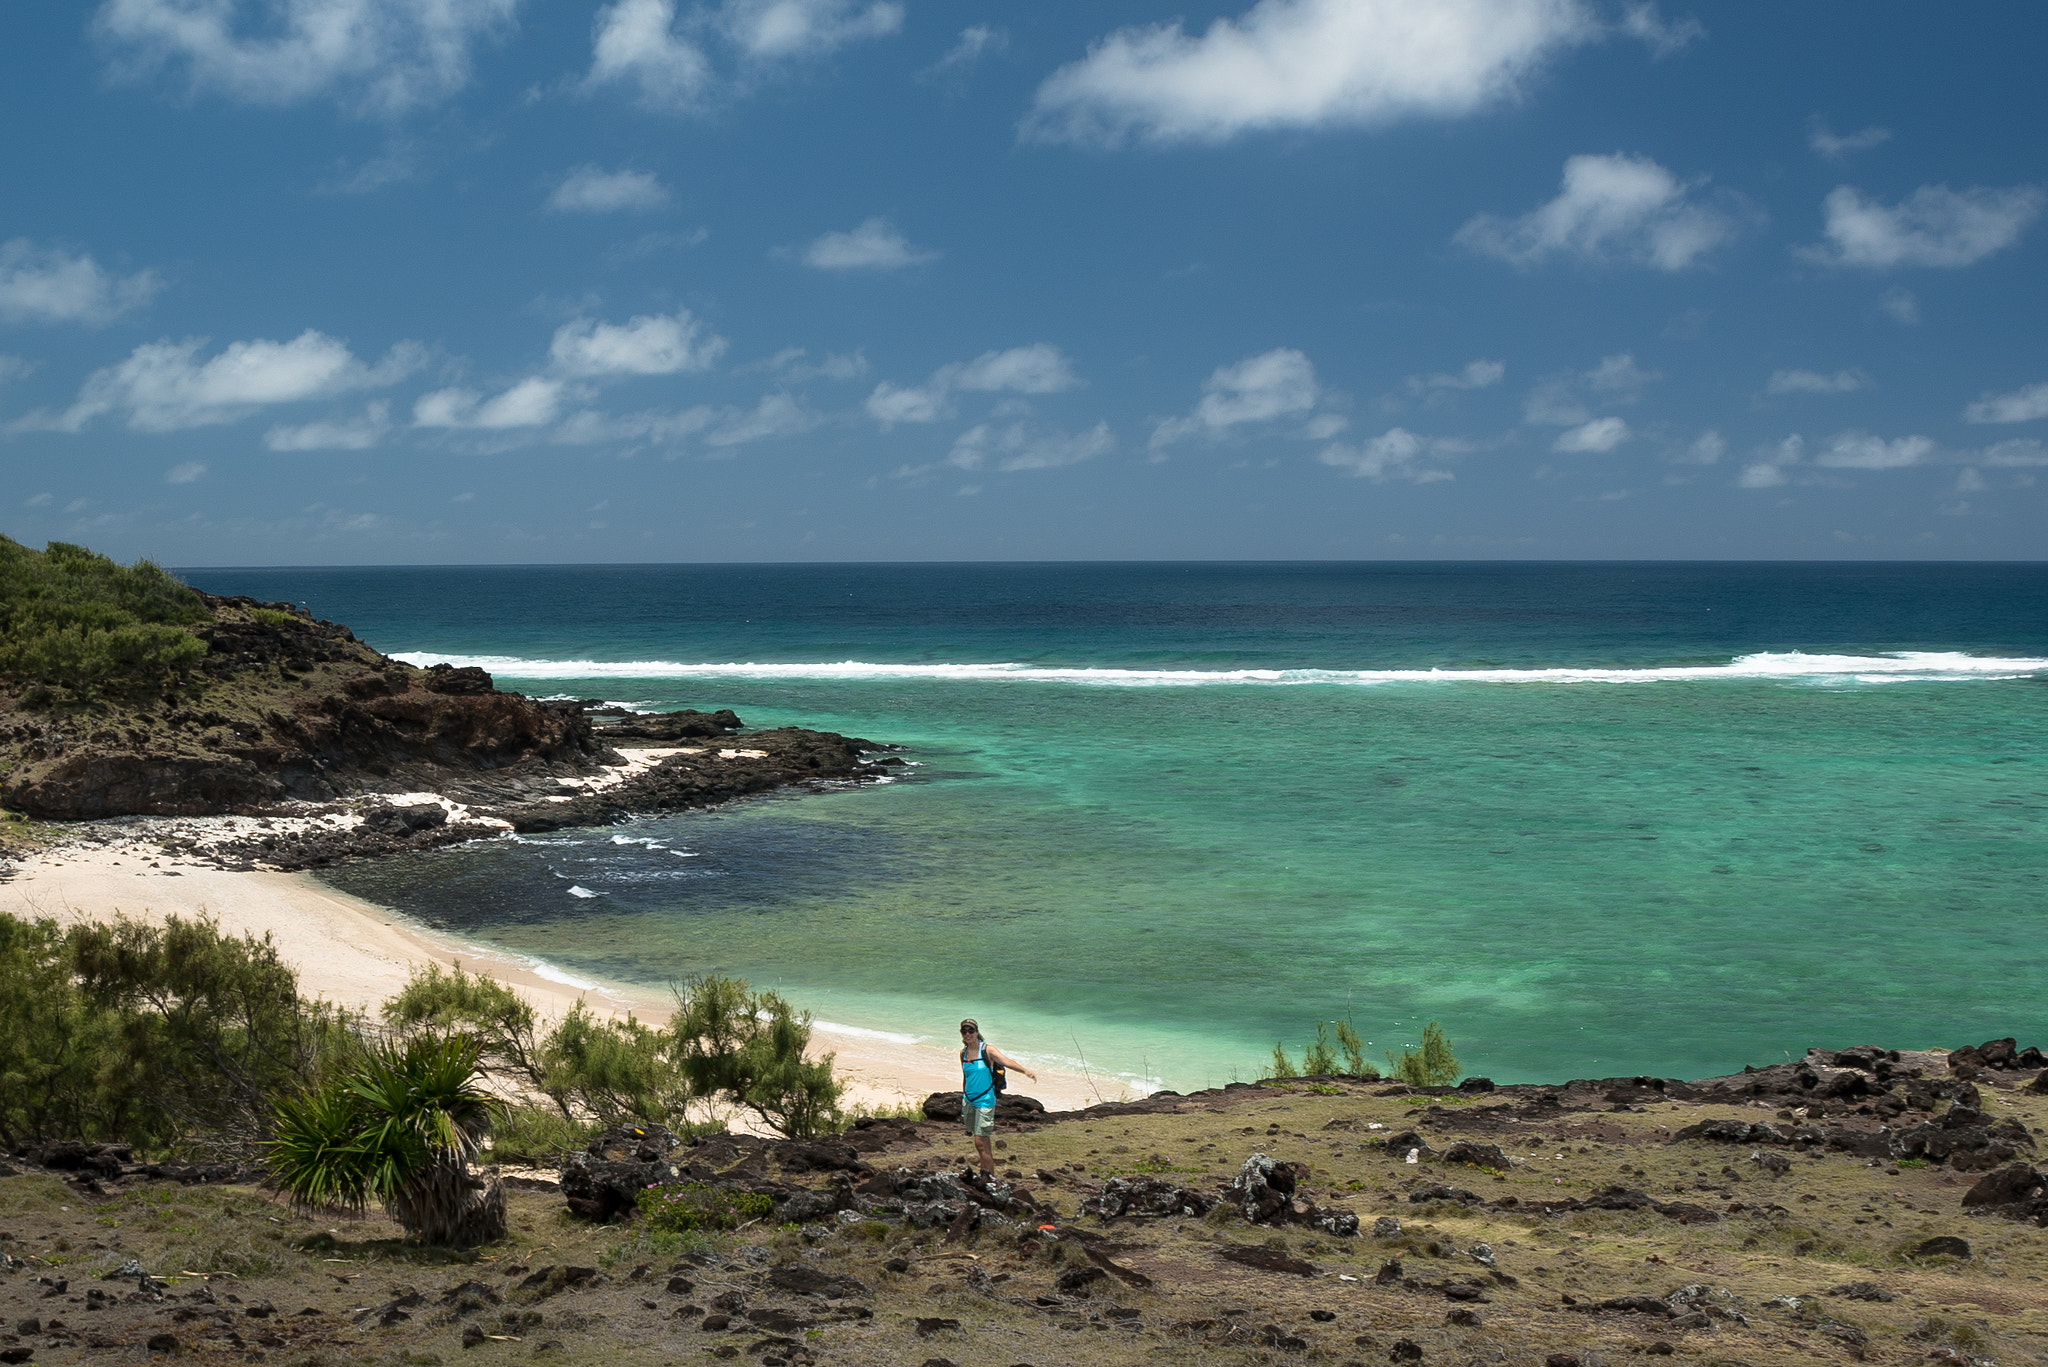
<box><xmin>267</xmin><ymin>1033</ymin><xmax>507</xmax><ymax>1247</ymax></box>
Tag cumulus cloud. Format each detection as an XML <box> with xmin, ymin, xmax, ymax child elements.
<box><xmin>549</xmin><ymin>308</ymin><xmax>726</xmax><ymax>377</ymax></box>
<box><xmin>1025</xmin><ymin>0</ymin><xmax>1593</xmax><ymax>146</ymax></box>
<box><xmin>1738</xmin><ymin>462</ymin><xmax>1786</xmax><ymax>489</ymax></box>
<box><xmin>1406</xmin><ymin>359</ymin><xmax>1504</xmax><ymax>395</ymax></box>
<box><xmin>1802</xmin><ymin>183</ymin><xmax>2043</xmax><ymax>269</ymax></box>
<box><xmin>721</xmin><ymin>0</ymin><xmax>902</xmax><ymax>60</ymax></box>
<box><xmin>1807</xmin><ymin>119</ymin><xmax>1890</xmax><ymax>159</ymax></box>
<box><xmin>704</xmin><ymin>392</ymin><xmax>818</xmax><ymax>446</ymax></box>
<box><xmin>415</xmin><ymin>377</ymin><xmax>564</xmax><ymax>430</ymax></box>
<box><xmin>94</xmin><ymin>0</ymin><xmax>517</xmax><ymax>117</ymax></box>
<box><xmin>28</xmin><ymin>331</ymin><xmax>422</xmax><ymax>433</ymax></box>
<box><xmin>801</xmin><ymin>218</ymin><xmax>937</xmax><ymax>271</ymax></box>
<box><xmin>948</xmin><ymin>420</ymin><xmax>1114</xmax><ymax>473</ymax></box>
<box><xmin>1317</xmin><ymin>427</ymin><xmax>1461</xmax><ymax>482</ymax></box>
<box><xmin>864</xmin><ymin>345</ymin><xmax>1081</xmax><ymax>426</ymax></box>
<box><xmin>1675</xmin><ymin>429</ymin><xmax>1724</xmax><ymax>464</ymax></box>
<box><xmin>164</xmin><ymin>461</ymin><xmax>207</xmax><ymax>484</ymax></box>
<box><xmin>1981</xmin><ymin>439</ymin><xmax>2048</xmax><ymax>467</ymax></box>
<box><xmin>1456</xmin><ymin>153</ymin><xmax>1741</xmax><ymax>270</ymax></box>
<box><xmin>548</xmin><ymin>166</ymin><xmax>669</xmax><ymax>213</ymax></box>
<box><xmin>1619</xmin><ymin>3</ymin><xmax>1702</xmax><ymax>57</ymax></box>
<box><xmin>265</xmin><ymin>402</ymin><xmax>392</xmax><ymax>451</ymax></box>
<box><xmin>1522</xmin><ymin>352</ymin><xmax>1657</xmax><ymax>425</ymax></box>
<box><xmin>586</xmin><ymin>0</ymin><xmax>900</xmax><ymax>111</ymax></box>
<box><xmin>0</xmin><ymin>240</ymin><xmax>162</xmax><ymax>326</ymax></box>
<box><xmin>1814</xmin><ymin>431</ymin><xmax>1934</xmax><ymax>470</ymax></box>
<box><xmin>1151</xmin><ymin>348</ymin><xmax>1320</xmax><ymax>449</ymax></box>
<box><xmin>1552</xmin><ymin>416</ymin><xmax>1630</xmax><ymax>452</ymax></box>
<box><xmin>1963</xmin><ymin>381</ymin><xmax>2048</xmax><ymax>424</ymax></box>
<box><xmin>1766</xmin><ymin>367</ymin><xmax>1869</xmax><ymax>395</ymax></box>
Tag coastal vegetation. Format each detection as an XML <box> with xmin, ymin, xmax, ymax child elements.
<box><xmin>0</xmin><ymin>536</ymin><xmax>208</xmax><ymax>698</ymax></box>
<box><xmin>1386</xmin><ymin>1019</ymin><xmax>1461</xmax><ymax>1086</ymax></box>
<box><xmin>1268</xmin><ymin>1017</ymin><xmax>1384</xmax><ymax>1081</ymax></box>
<box><xmin>0</xmin><ymin>911</ymin><xmax>847</xmax><ymax>1243</ymax></box>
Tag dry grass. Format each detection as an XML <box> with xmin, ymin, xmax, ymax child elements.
<box><xmin>3</xmin><ymin>1074</ymin><xmax>2046</xmax><ymax>1366</ymax></box>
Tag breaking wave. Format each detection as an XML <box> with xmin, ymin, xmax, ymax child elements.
<box><xmin>391</xmin><ymin>650</ymin><xmax>2048</xmax><ymax>687</ymax></box>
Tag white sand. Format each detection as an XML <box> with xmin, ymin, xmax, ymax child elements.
<box><xmin>0</xmin><ymin>830</ymin><xmax>1109</xmax><ymax>1117</ymax></box>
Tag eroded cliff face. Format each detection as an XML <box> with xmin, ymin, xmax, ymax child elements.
<box><xmin>0</xmin><ymin>595</ymin><xmax>607</xmax><ymax>818</ymax></box>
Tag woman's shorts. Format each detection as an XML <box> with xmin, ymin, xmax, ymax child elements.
<box><xmin>962</xmin><ymin>1103</ymin><xmax>995</xmax><ymax>1137</ymax></box>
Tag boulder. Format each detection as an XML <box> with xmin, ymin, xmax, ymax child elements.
<box><xmin>1440</xmin><ymin>1141</ymin><xmax>1509</xmax><ymax>1170</ymax></box>
<box><xmin>1081</xmin><ymin>1176</ymin><xmax>1213</xmax><ymax>1219</ymax></box>
<box><xmin>920</xmin><ymin>1091</ymin><xmax>1047</xmax><ymax>1124</ymax></box>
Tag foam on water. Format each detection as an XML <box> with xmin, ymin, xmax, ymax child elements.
<box><xmin>393</xmin><ymin>650</ymin><xmax>2048</xmax><ymax>687</ymax></box>
<box><xmin>566</xmin><ymin>885</ymin><xmax>603</xmax><ymax>898</ymax></box>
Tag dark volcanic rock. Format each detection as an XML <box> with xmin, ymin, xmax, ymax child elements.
<box><xmin>1081</xmin><ymin>1175</ymin><xmax>1213</xmax><ymax>1219</ymax></box>
<box><xmin>920</xmin><ymin>1092</ymin><xmax>1047</xmax><ymax>1124</ymax></box>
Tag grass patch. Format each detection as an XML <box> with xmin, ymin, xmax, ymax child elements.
<box><xmin>634</xmin><ymin>1183</ymin><xmax>773</xmax><ymax>1236</ymax></box>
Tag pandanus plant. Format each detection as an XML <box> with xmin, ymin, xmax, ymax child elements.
<box><xmin>267</xmin><ymin>1032</ymin><xmax>507</xmax><ymax>1247</ymax></box>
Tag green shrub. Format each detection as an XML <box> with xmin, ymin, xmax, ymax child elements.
<box><xmin>667</xmin><ymin>975</ymin><xmax>842</xmax><ymax>1138</ymax></box>
<box><xmin>248</xmin><ymin>607</ymin><xmax>300</xmax><ymax>628</ymax></box>
<box><xmin>488</xmin><ymin>1103</ymin><xmax>601</xmax><ymax>1166</ymax></box>
<box><xmin>267</xmin><ymin>1033</ymin><xmax>506</xmax><ymax>1247</ymax></box>
<box><xmin>634</xmin><ymin>1182</ymin><xmax>773</xmax><ymax>1234</ymax></box>
<box><xmin>1267</xmin><ymin>1042</ymin><xmax>1300</xmax><ymax>1079</ymax></box>
<box><xmin>0</xmin><ymin>911</ymin><xmax>354</xmax><ymax>1155</ymax></box>
<box><xmin>1386</xmin><ymin>1021</ymin><xmax>1460</xmax><ymax>1087</ymax></box>
<box><xmin>1301</xmin><ymin>1022</ymin><xmax>1339</xmax><ymax>1076</ymax></box>
<box><xmin>1335</xmin><ymin>1021</ymin><xmax>1377</xmax><ymax>1078</ymax></box>
<box><xmin>0</xmin><ymin>537</ymin><xmax>210</xmax><ymax>694</ymax></box>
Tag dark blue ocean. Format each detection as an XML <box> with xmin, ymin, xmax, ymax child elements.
<box><xmin>177</xmin><ymin>562</ymin><xmax>2048</xmax><ymax>1090</ymax></box>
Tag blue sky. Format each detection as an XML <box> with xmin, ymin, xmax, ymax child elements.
<box><xmin>2</xmin><ymin>0</ymin><xmax>2045</xmax><ymax>564</ymax></box>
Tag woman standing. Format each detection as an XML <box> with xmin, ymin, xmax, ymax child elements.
<box><xmin>959</xmin><ymin>1018</ymin><xmax>1037</xmax><ymax>1179</ymax></box>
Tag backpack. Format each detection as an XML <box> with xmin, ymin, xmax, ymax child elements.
<box><xmin>983</xmin><ymin>1043</ymin><xmax>1008</xmax><ymax>1096</ymax></box>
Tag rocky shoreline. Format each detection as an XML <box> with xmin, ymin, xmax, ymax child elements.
<box><xmin>0</xmin><ymin>591</ymin><xmax>900</xmax><ymax>873</ymax></box>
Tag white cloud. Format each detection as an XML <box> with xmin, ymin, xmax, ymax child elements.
<box><xmin>1523</xmin><ymin>352</ymin><xmax>1657</xmax><ymax>425</ymax></box>
<box><xmin>1737</xmin><ymin>462</ymin><xmax>1786</xmax><ymax>488</ymax></box>
<box><xmin>1981</xmin><ymin>439</ymin><xmax>2048</xmax><ymax>468</ymax></box>
<box><xmin>33</xmin><ymin>331</ymin><xmax>421</xmax><ymax>433</ymax></box>
<box><xmin>164</xmin><ymin>460</ymin><xmax>207</xmax><ymax>484</ymax></box>
<box><xmin>586</xmin><ymin>0</ymin><xmax>900</xmax><ymax>111</ymax></box>
<box><xmin>952</xmin><ymin>344</ymin><xmax>1079</xmax><ymax>395</ymax></box>
<box><xmin>949</xmin><ymin>420</ymin><xmax>1114</xmax><ymax>473</ymax></box>
<box><xmin>1807</xmin><ymin>119</ymin><xmax>1890</xmax><ymax>159</ymax></box>
<box><xmin>1676</xmin><ymin>429</ymin><xmax>1724</xmax><ymax>464</ymax></box>
<box><xmin>1025</xmin><ymin>0</ymin><xmax>1594</xmax><ymax>146</ymax></box>
<box><xmin>1964</xmin><ymin>381</ymin><xmax>2048</xmax><ymax>424</ymax></box>
<box><xmin>415</xmin><ymin>377</ymin><xmax>564</xmax><ymax>430</ymax></box>
<box><xmin>801</xmin><ymin>218</ymin><xmax>937</xmax><ymax>271</ymax></box>
<box><xmin>1301</xmin><ymin>413</ymin><xmax>1349</xmax><ymax>439</ymax></box>
<box><xmin>1151</xmin><ymin>348</ymin><xmax>1320</xmax><ymax>449</ymax></box>
<box><xmin>1955</xmin><ymin>467</ymin><xmax>1988</xmax><ymax>494</ymax></box>
<box><xmin>94</xmin><ymin>0</ymin><xmax>516</xmax><ymax>117</ymax></box>
<box><xmin>1407</xmin><ymin>359</ymin><xmax>1504</xmax><ymax>394</ymax></box>
<box><xmin>1456</xmin><ymin>153</ymin><xmax>1740</xmax><ymax>270</ymax></box>
<box><xmin>588</xmin><ymin>0</ymin><xmax>715</xmax><ymax>110</ymax></box>
<box><xmin>548</xmin><ymin>166</ymin><xmax>670</xmax><ymax>213</ymax></box>
<box><xmin>265</xmin><ymin>402</ymin><xmax>392</xmax><ymax>451</ymax></box>
<box><xmin>1814</xmin><ymin>431</ymin><xmax>1934</xmax><ymax>470</ymax></box>
<box><xmin>704</xmin><ymin>393</ymin><xmax>817</xmax><ymax>446</ymax></box>
<box><xmin>1317</xmin><ymin>427</ymin><xmax>1461</xmax><ymax>482</ymax></box>
<box><xmin>1552</xmin><ymin>416</ymin><xmax>1630</xmax><ymax>452</ymax></box>
<box><xmin>720</xmin><ymin>0</ymin><xmax>902</xmax><ymax>61</ymax></box>
<box><xmin>864</xmin><ymin>345</ymin><xmax>1081</xmax><ymax>426</ymax></box>
<box><xmin>549</xmin><ymin>308</ymin><xmax>726</xmax><ymax>377</ymax></box>
<box><xmin>922</xmin><ymin>25</ymin><xmax>1006</xmax><ymax>82</ymax></box>
<box><xmin>1766</xmin><ymin>367</ymin><xmax>1869</xmax><ymax>396</ymax></box>
<box><xmin>1803</xmin><ymin>183</ymin><xmax>2043</xmax><ymax>269</ymax></box>
<box><xmin>0</xmin><ymin>239</ymin><xmax>162</xmax><ymax>326</ymax></box>
<box><xmin>0</xmin><ymin>356</ymin><xmax>32</xmax><ymax>384</ymax></box>
<box><xmin>1619</xmin><ymin>3</ymin><xmax>1702</xmax><ymax>57</ymax></box>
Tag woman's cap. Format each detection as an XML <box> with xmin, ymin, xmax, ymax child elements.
<box><xmin>960</xmin><ymin>1018</ymin><xmax>979</xmax><ymax>1033</ymax></box>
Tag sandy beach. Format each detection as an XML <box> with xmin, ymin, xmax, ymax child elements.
<box><xmin>0</xmin><ymin>824</ymin><xmax>1109</xmax><ymax>1119</ymax></box>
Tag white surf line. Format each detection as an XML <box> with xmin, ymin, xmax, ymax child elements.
<box><xmin>391</xmin><ymin>649</ymin><xmax>2048</xmax><ymax>687</ymax></box>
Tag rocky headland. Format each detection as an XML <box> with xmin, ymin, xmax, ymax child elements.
<box><xmin>0</xmin><ymin>586</ymin><xmax>896</xmax><ymax>871</ymax></box>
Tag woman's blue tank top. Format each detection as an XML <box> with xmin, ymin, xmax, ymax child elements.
<box><xmin>962</xmin><ymin>1044</ymin><xmax>996</xmax><ymax>1108</ymax></box>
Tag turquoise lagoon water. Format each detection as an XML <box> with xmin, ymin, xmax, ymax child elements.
<box><xmin>176</xmin><ymin>563</ymin><xmax>2048</xmax><ymax>1091</ymax></box>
